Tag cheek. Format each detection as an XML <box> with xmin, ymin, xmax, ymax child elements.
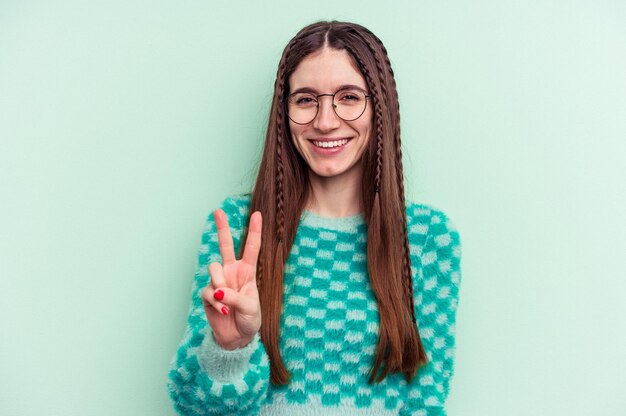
<box><xmin>359</xmin><ymin>110</ymin><xmax>374</xmax><ymax>138</ymax></box>
<box><xmin>355</xmin><ymin>121</ymin><xmax>373</xmax><ymax>158</ymax></box>
<box><xmin>358</xmin><ymin>118</ymin><xmax>374</xmax><ymax>144</ymax></box>
<box><xmin>289</xmin><ymin>124</ymin><xmax>306</xmax><ymax>156</ymax></box>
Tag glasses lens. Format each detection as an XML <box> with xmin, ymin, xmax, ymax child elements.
<box><xmin>287</xmin><ymin>93</ymin><xmax>318</xmax><ymax>124</ymax></box>
<box><xmin>334</xmin><ymin>89</ymin><xmax>367</xmax><ymax>121</ymax></box>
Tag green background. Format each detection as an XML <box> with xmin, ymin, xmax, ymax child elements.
<box><xmin>1</xmin><ymin>1</ymin><xmax>625</xmax><ymax>415</ymax></box>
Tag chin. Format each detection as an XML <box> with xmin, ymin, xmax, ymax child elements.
<box><xmin>309</xmin><ymin>163</ymin><xmax>357</xmax><ymax>179</ymax></box>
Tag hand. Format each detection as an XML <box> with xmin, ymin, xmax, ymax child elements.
<box><xmin>201</xmin><ymin>209</ymin><xmax>263</xmax><ymax>350</ymax></box>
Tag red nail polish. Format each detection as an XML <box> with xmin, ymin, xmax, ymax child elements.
<box><xmin>221</xmin><ymin>306</ymin><xmax>229</xmax><ymax>315</ymax></box>
<box><xmin>214</xmin><ymin>290</ymin><xmax>224</xmax><ymax>301</ymax></box>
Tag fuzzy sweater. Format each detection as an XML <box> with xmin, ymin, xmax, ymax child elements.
<box><xmin>168</xmin><ymin>194</ymin><xmax>462</xmax><ymax>416</ymax></box>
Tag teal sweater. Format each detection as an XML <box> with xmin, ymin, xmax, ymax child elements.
<box><xmin>168</xmin><ymin>194</ymin><xmax>462</xmax><ymax>416</ymax></box>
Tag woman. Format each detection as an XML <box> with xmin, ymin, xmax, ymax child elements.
<box><xmin>168</xmin><ymin>21</ymin><xmax>462</xmax><ymax>415</ymax></box>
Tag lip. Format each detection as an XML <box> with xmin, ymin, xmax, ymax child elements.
<box><xmin>308</xmin><ymin>137</ymin><xmax>352</xmax><ymax>155</ymax></box>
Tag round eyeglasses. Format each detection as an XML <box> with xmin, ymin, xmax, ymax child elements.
<box><xmin>285</xmin><ymin>87</ymin><xmax>371</xmax><ymax>125</ymax></box>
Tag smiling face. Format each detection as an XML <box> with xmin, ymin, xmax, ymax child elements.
<box><xmin>287</xmin><ymin>47</ymin><xmax>373</xmax><ymax>184</ymax></box>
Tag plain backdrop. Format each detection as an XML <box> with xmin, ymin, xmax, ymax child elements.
<box><xmin>1</xmin><ymin>1</ymin><xmax>625</xmax><ymax>415</ymax></box>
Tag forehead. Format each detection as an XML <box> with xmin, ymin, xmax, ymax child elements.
<box><xmin>288</xmin><ymin>48</ymin><xmax>367</xmax><ymax>92</ymax></box>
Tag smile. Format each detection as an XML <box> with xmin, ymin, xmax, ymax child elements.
<box><xmin>312</xmin><ymin>139</ymin><xmax>350</xmax><ymax>148</ymax></box>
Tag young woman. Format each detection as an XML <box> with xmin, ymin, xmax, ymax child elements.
<box><xmin>168</xmin><ymin>21</ymin><xmax>462</xmax><ymax>415</ymax></box>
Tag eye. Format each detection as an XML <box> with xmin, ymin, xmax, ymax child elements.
<box><xmin>290</xmin><ymin>93</ymin><xmax>317</xmax><ymax>107</ymax></box>
<box><xmin>337</xmin><ymin>90</ymin><xmax>364</xmax><ymax>104</ymax></box>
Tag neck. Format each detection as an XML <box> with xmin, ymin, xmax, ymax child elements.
<box><xmin>305</xmin><ymin>169</ymin><xmax>362</xmax><ymax>217</ymax></box>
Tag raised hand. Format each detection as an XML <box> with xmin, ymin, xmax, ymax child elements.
<box><xmin>201</xmin><ymin>209</ymin><xmax>263</xmax><ymax>350</ymax></box>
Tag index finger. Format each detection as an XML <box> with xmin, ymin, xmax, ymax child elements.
<box><xmin>213</xmin><ymin>209</ymin><xmax>236</xmax><ymax>265</ymax></box>
<box><xmin>241</xmin><ymin>211</ymin><xmax>262</xmax><ymax>267</ymax></box>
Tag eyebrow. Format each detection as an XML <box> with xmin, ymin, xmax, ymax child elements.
<box><xmin>290</xmin><ymin>84</ymin><xmax>368</xmax><ymax>95</ymax></box>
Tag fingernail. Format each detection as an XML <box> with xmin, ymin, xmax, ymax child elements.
<box><xmin>214</xmin><ymin>290</ymin><xmax>224</xmax><ymax>301</ymax></box>
<box><xmin>221</xmin><ymin>306</ymin><xmax>229</xmax><ymax>315</ymax></box>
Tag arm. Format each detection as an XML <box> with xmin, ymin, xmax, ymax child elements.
<box><xmin>167</xmin><ymin>196</ymin><xmax>270</xmax><ymax>416</ymax></box>
<box><xmin>402</xmin><ymin>208</ymin><xmax>462</xmax><ymax>416</ymax></box>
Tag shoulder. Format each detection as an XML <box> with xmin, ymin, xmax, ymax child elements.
<box><xmin>405</xmin><ymin>200</ymin><xmax>463</xmax><ymax>308</ymax></box>
<box><xmin>405</xmin><ymin>200</ymin><xmax>462</xmax><ymax>258</ymax></box>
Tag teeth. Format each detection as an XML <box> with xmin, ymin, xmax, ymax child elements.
<box><xmin>313</xmin><ymin>139</ymin><xmax>349</xmax><ymax>148</ymax></box>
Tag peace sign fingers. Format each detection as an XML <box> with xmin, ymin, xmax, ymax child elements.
<box><xmin>213</xmin><ymin>209</ymin><xmax>236</xmax><ymax>265</ymax></box>
<box><xmin>203</xmin><ymin>207</ymin><xmax>263</xmax><ymax>350</ymax></box>
<box><xmin>241</xmin><ymin>211</ymin><xmax>263</xmax><ymax>269</ymax></box>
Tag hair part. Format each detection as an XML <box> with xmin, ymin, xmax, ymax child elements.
<box><xmin>240</xmin><ymin>20</ymin><xmax>426</xmax><ymax>385</ymax></box>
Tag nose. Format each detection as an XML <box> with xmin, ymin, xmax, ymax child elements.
<box><xmin>312</xmin><ymin>96</ymin><xmax>341</xmax><ymax>131</ymax></box>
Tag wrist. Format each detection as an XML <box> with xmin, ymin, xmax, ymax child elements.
<box><xmin>214</xmin><ymin>333</ymin><xmax>255</xmax><ymax>350</ymax></box>
<box><xmin>198</xmin><ymin>330</ymin><xmax>260</xmax><ymax>383</ymax></box>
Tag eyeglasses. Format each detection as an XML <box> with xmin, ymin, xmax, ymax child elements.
<box><xmin>285</xmin><ymin>87</ymin><xmax>371</xmax><ymax>125</ymax></box>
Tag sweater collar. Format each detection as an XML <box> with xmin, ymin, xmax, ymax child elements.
<box><xmin>300</xmin><ymin>209</ymin><xmax>365</xmax><ymax>232</ymax></box>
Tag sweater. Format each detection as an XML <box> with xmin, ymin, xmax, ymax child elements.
<box><xmin>168</xmin><ymin>194</ymin><xmax>462</xmax><ymax>416</ymax></box>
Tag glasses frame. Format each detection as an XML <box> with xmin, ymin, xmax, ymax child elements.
<box><xmin>284</xmin><ymin>87</ymin><xmax>371</xmax><ymax>125</ymax></box>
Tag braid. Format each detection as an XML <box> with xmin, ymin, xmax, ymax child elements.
<box><xmin>354</xmin><ymin>32</ymin><xmax>416</xmax><ymax>322</ymax></box>
<box><xmin>359</xmin><ymin>34</ymin><xmax>389</xmax><ymax>107</ymax></box>
<box><xmin>395</xmin><ymin>134</ymin><xmax>415</xmax><ymax>322</ymax></box>
<box><xmin>393</xmin><ymin>113</ymin><xmax>415</xmax><ymax>322</ymax></box>
<box><xmin>274</xmin><ymin>41</ymin><xmax>297</xmax><ymax>243</ymax></box>
<box><xmin>344</xmin><ymin>43</ymin><xmax>384</xmax><ymax>193</ymax></box>
<box><xmin>372</xmin><ymin>37</ymin><xmax>416</xmax><ymax>323</ymax></box>
<box><xmin>276</xmin><ymin>99</ymin><xmax>285</xmax><ymax>243</ymax></box>
<box><xmin>374</xmin><ymin>110</ymin><xmax>384</xmax><ymax>193</ymax></box>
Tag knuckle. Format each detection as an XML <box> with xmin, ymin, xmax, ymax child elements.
<box><xmin>208</xmin><ymin>262</ymin><xmax>221</xmax><ymax>275</ymax></box>
<box><xmin>201</xmin><ymin>287</ymin><xmax>213</xmax><ymax>302</ymax></box>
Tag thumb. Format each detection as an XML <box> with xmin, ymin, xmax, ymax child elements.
<box><xmin>212</xmin><ymin>287</ymin><xmax>259</xmax><ymax>316</ymax></box>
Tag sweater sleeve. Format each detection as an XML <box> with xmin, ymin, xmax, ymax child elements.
<box><xmin>167</xmin><ymin>196</ymin><xmax>270</xmax><ymax>416</ymax></box>
<box><xmin>401</xmin><ymin>208</ymin><xmax>462</xmax><ymax>416</ymax></box>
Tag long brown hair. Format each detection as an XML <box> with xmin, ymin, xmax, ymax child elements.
<box><xmin>239</xmin><ymin>20</ymin><xmax>427</xmax><ymax>385</ymax></box>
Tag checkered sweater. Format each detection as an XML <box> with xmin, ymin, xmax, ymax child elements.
<box><xmin>168</xmin><ymin>194</ymin><xmax>462</xmax><ymax>416</ymax></box>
